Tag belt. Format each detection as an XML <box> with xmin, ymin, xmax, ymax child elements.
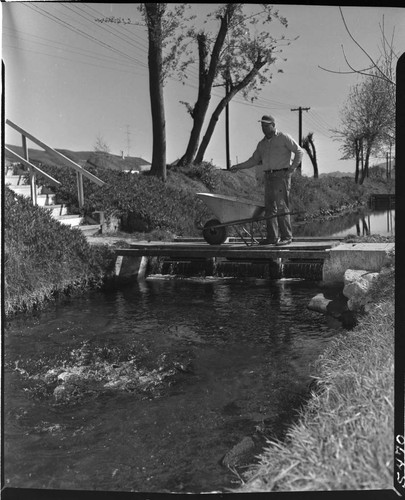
<box><xmin>265</xmin><ymin>168</ymin><xmax>289</xmax><ymax>173</ymax></box>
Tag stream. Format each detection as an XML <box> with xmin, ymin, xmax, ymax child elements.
<box><xmin>4</xmin><ymin>277</ymin><xmax>346</xmax><ymax>493</ymax></box>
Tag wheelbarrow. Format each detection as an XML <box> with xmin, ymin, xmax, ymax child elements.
<box><xmin>196</xmin><ymin>192</ymin><xmax>301</xmax><ymax>246</ymax></box>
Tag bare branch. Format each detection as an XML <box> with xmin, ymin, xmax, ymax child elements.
<box><xmin>318</xmin><ymin>65</ymin><xmax>368</xmax><ymax>76</ymax></box>
<box><xmin>319</xmin><ymin>7</ymin><xmax>396</xmax><ymax>85</ymax></box>
<box><xmin>338</xmin><ymin>7</ymin><xmax>386</xmax><ymax>80</ymax></box>
<box><xmin>341</xmin><ymin>45</ymin><xmax>394</xmax><ymax>84</ymax></box>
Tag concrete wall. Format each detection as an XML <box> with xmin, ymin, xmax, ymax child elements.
<box><xmin>322</xmin><ymin>242</ymin><xmax>394</xmax><ymax>282</ymax></box>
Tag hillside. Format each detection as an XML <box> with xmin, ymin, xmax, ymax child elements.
<box><xmin>319</xmin><ymin>161</ymin><xmax>395</xmax><ymax>179</ymax></box>
<box><xmin>319</xmin><ymin>171</ymin><xmax>355</xmax><ymax>178</ymax></box>
<box><xmin>5</xmin><ymin>144</ymin><xmax>150</xmax><ymax>173</ymax></box>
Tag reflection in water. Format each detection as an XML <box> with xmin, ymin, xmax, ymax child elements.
<box><xmin>295</xmin><ymin>209</ymin><xmax>395</xmax><ymax>238</ymax></box>
<box><xmin>4</xmin><ymin>278</ymin><xmax>345</xmax><ymax>493</ymax></box>
<box><xmin>356</xmin><ymin>216</ymin><xmax>370</xmax><ymax>236</ymax></box>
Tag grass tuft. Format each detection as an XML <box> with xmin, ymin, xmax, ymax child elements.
<box><xmin>238</xmin><ymin>271</ymin><xmax>394</xmax><ymax>492</ymax></box>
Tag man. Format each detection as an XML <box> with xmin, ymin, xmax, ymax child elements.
<box><xmin>230</xmin><ymin>115</ymin><xmax>304</xmax><ymax>246</ymax></box>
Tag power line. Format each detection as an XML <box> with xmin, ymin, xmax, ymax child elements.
<box><xmin>3</xmin><ymin>45</ymin><xmax>134</xmax><ymax>76</ymax></box>
<box><xmin>310</xmin><ymin>109</ymin><xmax>336</xmax><ymax>131</ymax></box>
<box><xmin>11</xmin><ymin>2</ymin><xmax>339</xmax><ymax>148</ymax></box>
<box><xmin>62</xmin><ymin>3</ymin><xmax>149</xmax><ymax>66</ymax></box>
<box><xmin>2</xmin><ymin>28</ymin><xmax>148</xmax><ymax>74</ymax></box>
<box><xmin>80</xmin><ymin>3</ymin><xmax>150</xmax><ymax>52</ymax></box>
<box><xmin>305</xmin><ymin>112</ymin><xmax>334</xmax><ymax>138</ymax></box>
<box><xmin>24</xmin><ymin>3</ymin><xmax>147</xmax><ymax>67</ymax></box>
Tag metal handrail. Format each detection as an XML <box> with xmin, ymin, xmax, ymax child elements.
<box><xmin>6</xmin><ymin>119</ymin><xmax>105</xmax><ymax>208</ymax></box>
<box><xmin>5</xmin><ymin>147</ymin><xmax>61</xmax><ymax>187</ymax></box>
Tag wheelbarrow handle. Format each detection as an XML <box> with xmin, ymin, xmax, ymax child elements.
<box><xmin>207</xmin><ymin>211</ymin><xmax>305</xmax><ymax>229</ymax></box>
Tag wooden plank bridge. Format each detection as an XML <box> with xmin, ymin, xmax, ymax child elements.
<box><xmin>115</xmin><ymin>237</ymin><xmax>341</xmax><ymax>262</ymax></box>
<box><xmin>87</xmin><ymin>236</ymin><xmax>393</xmax><ymax>283</ymax></box>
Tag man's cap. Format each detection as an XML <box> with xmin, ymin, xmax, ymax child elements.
<box><xmin>259</xmin><ymin>115</ymin><xmax>275</xmax><ymax>124</ymax></box>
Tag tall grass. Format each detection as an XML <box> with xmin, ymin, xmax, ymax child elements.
<box><xmin>4</xmin><ymin>188</ymin><xmax>116</xmax><ymax>316</ymax></box>
<box><xmin>238</xmin><ymin>265</ymin><xmax>395</xmax><ymax>492</ymax></box>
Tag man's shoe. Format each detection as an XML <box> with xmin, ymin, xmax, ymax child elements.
<box><xmin>258</xmin><ymin>238</ymin><xmax>279</xmax><ymax>246</ymax></box>
<box><xmin>276</xmin><ymin>238</ymin><xmax>292</xmax><ymax>246</ymax></box>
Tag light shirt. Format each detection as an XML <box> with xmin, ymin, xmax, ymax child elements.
<box><xmin>238</xmin><ymin>130</ymin><xmax>304</xmax><ymax>183</ymax></box>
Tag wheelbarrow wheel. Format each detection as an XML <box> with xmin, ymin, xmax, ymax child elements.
<box><xmin>202</xmin><ymin>219</ymin><xmax>227</xmax><ymax>245</ymax></box>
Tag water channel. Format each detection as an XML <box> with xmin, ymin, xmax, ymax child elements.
<box><xmin>3</xmin><ymin>208</ymin><xmax>394</xmax><ymax>494</ymax></box>
<box><xmin>295</xmin><ymin>207</ymin><xmax>395</xmax><ymax>238</ymax></box>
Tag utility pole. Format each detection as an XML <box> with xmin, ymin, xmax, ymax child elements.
<box><xmin>225</xmin><ymin>79</ymin><xmax>231</xmax><ymax>170</ymax></box>
<box><xmin>290</xmin><ymin>106</ymin><xmax>310</xmax><ymax>147</ymax></box>
<box><xmin>126</xmin><ymin>125</ymin><xmax>131</xmax><ymax>158</ymax></box>
<box><xmin>291</xmin><ymin>106</ymin><xmax>310</xmax><ymax>173</ymax></box>
<box><xmin>224</xmin><ymin>9</ymin><xmax>232</xmax><ymax>171</ymax></box>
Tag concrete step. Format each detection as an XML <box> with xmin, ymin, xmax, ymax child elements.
<box><xmin>37</xmin><ymin>193</ymin><xmax>57</xmax><ymax>206</ymax></box>
<box><xmin>6</xmin><ymin>184</ymin><xmax>41</xmax><ymax>197</ymax></box>
<box><xmin>5</xmin><ymin>174</ymin><xmax>27</xmax><ymax>186</ymax></box>
<box><xmin>43</xmin><ymin>204</ymin><xmax>68</xmax><ymax>216</ymax></box>
<box><xmin>53</xmin><ymin>214</ymin><xmax>84</xmax><ymax>227</ymax></box>
<box><xmin>6</xmin><ymin>177</ymin><xmax>55</xmax><ymax>194</ymax></box>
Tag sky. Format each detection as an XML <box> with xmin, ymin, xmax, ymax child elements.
<box><xmin>2</xmin><ymin>2</ymin><xmax>404</xmax><ymax>176</ymax></box>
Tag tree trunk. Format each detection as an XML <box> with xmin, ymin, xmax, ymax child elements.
<box><xmin>354</xmin><ymin>139</ymin><xmax>360</xmax><ymax>184</ymax></box>
<box><xmin>177</xmin><ymin>5</ymin><xmax>236</xmax><ymax>166</ymax></box>
<box><xmin>310</xmin><ymin>138</ymin><xmax>319</xmax><ymax>178</ymax></box>
<box><xmin>359</xmin><ymin>147</ymin><xmax>371</xmax><ymax>185</ymax></box>
<box><xmin>145</xmin><ymin>4</ymin><xmax>166</xmax><ymax>181</ymax></box>
<box><xmin>194</xmin><ymin>101</ymin><xmax>225</xmax><ymax>165</ymax></box>
<box><xmin>177</xmin><ymin>35</ymin><xmax>211</xmax><ymax>166</ymax></box>
<box><xmin>302</xmin><ymin>133</ymin><xmax>318</xmax><ymax>178</ymax></box>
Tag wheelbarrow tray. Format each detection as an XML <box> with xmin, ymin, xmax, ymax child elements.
<box><xmin>196</xmin><ymin>193</ymin><xmax>265</xmax><ymax>223</ymax></box>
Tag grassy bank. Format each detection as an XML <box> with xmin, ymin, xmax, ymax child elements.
<box><xmin>36</xmin><ymin>160</ymin><xmax>393</xmax><ymax>234</ymax></box>
<box><xmin>3</xmin><ymin>188</ymin><xmax>117</xmax><ymax>316</ymax></box>
<box><xmin>237</xmin><ymin>263</ymin><xmax>395</xmax><ymax>492</ymax></box>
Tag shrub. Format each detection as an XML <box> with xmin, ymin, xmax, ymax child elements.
<box><xmin>37</xmin><ymin>164</ymin><xmax>206</xmax><ymax>236</ymax></box>
<box><xmin>176</xmin><ymin>162</ymin><xmax>220</xmax><ymax>191</ymax></box>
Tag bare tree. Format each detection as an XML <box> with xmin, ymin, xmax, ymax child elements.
<box><xmin>302</xmin><ymin>132</ymin><xmax>319</xmax><ymax>178</ymax></box>
<box><xmin>333</xmin><ymin>73</ymin><xmax>394</xmax><ymax>184</ymax></box>
<box><xmin>94</xmin><ymin>134</ymin><xmax>110</xmax><ymax>154</ymax></box>
<box><xmin>177</xmin><ymin>3</ymin><xmax>293</xmax><ymax>166</ymax></box>
<box><xmin>333</xmin><ymin>127</ymin><xmax>364</xmax><ymax>184</ymax></box>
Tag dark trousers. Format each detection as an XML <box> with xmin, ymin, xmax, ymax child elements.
<box><xmin>264</xmin><ymin>170</ymin><xmax>292</xmax><ymax>241</ymax></box>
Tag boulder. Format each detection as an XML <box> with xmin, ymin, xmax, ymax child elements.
<box><xmin>307</xmin><ymin>293</ymin><xmax>348</xmax><ymax>318</ymax></box>
<box><xmin>307</xmin><ymin>293</ymin><xmax>332</xmax><ymax>314</ymax></box>
<box><xmin>343</xmin><ymin>269</ymin><xmax>379</xmax><ymax>311</ymax></box>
